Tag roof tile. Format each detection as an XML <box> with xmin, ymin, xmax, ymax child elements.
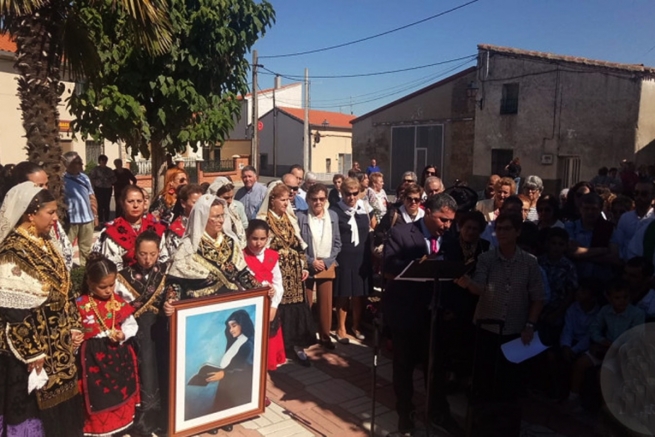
<box><xmin>0</xmin><ymin>33</ymin><xmax>16</xmax><ymax>53</ymax></box>
<box><xmin>278</xmin><ymin>107</ymin><xmax>356</xmax><ymax>129</ymax></box>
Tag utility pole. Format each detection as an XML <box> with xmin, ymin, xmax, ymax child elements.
<box><xmin>251</xmin><ymin>50</ymin><xmax>259</xmax><ymax>170</ymax></box>
<box><xmin>303</xmin><ymin>68</ymin><xmax>310</xmax><ymax>172</ymax></box>
<box><xmin>273</xmin><ymin>75</ymin><xmax>278</xmax><ymax>177</ymax></box>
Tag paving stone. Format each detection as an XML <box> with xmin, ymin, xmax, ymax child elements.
<box><xmin>305</xmin><ymin>377</ymin><xmax>365</xmax><ymax>405</ymax></box>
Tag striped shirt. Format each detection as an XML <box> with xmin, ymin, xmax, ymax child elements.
<box><xmin>472</xmin><ymin>247</ymin><xmax>545</xmax><ymax>335</ymax></box>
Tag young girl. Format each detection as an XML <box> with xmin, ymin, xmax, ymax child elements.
<box><xmin>76</xmin><ymin>253</ymin><xmax>140</xmax><ymax>437</ymax></box>
<box><xmin>115</xmin><ymin>231</ymin><xmax>169</xmax><ymax>436</ymax></box>
<box><xmin>242</xmin><ymin>219</ymin><xmax>286</xmax><ymax>371</ymax></box>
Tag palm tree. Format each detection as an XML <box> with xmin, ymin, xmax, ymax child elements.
<box><xmin>0</xmin><ymin>0</ymin><xmax>170</xmax><ymax>208</ymax></box>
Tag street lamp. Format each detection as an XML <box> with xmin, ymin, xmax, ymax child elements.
<box><xmin>466</xmin><ymin>81</ymin><xmax>483</xmax><ymax>109</ymax></box>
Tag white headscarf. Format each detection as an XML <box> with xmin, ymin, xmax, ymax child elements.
<box><xmin>0</xmin><ymin>181</ymin><xmax>45</xmax><ymax>245</ymax></box>
<box><xmin>169</xmin><ymin>194</ymin><xmax>242</xmax><ymax>279</ymax></box>
<box><xmin>256</xmin><ymin>180</ymin><xmax>307</xmax><ymax>250</ymax></box>
<box><xmin>207</xmin><ymin>177</ymin><xmax>246</xmax><ymax>242</ymax></box>
<box><xmin>207</xmin><ymin>177</ymin><xmax>231</xmax><ymax>196</ymax></box>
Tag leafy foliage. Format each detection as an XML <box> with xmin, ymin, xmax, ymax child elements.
<box><xmin>69</xmin><ymin>0</ymin><xmax>275</xmax><ymax>193</ymax></box>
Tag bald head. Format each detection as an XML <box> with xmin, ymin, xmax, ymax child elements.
<box><xmin>282</xmin><ymin>173</ymin><xmax>299</xmax><ymax>198</ymax></box>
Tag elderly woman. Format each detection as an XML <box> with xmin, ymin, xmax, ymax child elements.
<box><xmin>149</xmin><ymin>167</ymin><xmax>188</xmax><ymax>225</ymax></box>
<box><xmin>166</xmin><ymin>194</ymin><xmax>261</xmax><ymax>300</ymax></box>
<box><xmin>257</xmin><ymin>182</ymin><xmax>315</xmax><ymax>365</ymax></box>
<box><xmin>208</xmin><ymin>177</ymin><xmax>248</xmax><ymax>245</ymax></box>
<box><xmin>94</xmin><ymin>185</ymin><xmax>168</xmax><ymax>270</ymax></box>
<box><xmin>0</xmin><ymin>183</ymin><xmax>85</xmax><ymax>437</ymax></box>
<box><xmin>395</xmin><ymin>171</ymin><xmax>418</xmax><ymax>202</ymax></box>
<box><xmin>297</xmin><ymin>183</ymin><xmax>342</xmax><ymax>349</ymax></box>
<box><xmin>165</xmin><ymin>183</ymin><xmax>204</xmax><ymax>257</ymax></box>
<box><xmin>522</xmin><ymin>175</ymin><xmax>543</xmax><ymax>222</ymax></box>
<box><xmin>331</xmin><ymin>177</ymin><xmax>373</xmax><ymax>343</ymax></box>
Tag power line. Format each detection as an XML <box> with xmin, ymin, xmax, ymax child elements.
<box><xmin>259</xmin><ymin>0</ymin><xmax>481</xmax><ymax>59</ymax></box>
<box><xmin>259</xmin><ymin>55</ymin><xmax>476</xmax><ymax>79</ymax></box>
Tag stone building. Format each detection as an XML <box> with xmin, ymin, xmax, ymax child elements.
<box><xmin>350</xmin><ymin>67</ymin><xmax>477</xmax><ymax>189</ymax></box>
<box><xmin>470</xmin><ymin>44</ymin><xmax>655</xmax><ymax>191</ymax></box>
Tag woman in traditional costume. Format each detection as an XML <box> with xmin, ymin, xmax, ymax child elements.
<box><xmin>76</xmin><ymin>254</ymin><xmax>139</xmax><ymax>437</ymax></box>
<box><xmin>115</xmin><ymin>231</ymin><xmax>169</xmax><ymax>436</ymax></box>
<box><xmin>0</xmin><ymin>182</ymin><xmax>84</xmax><ymax>437</ymax></box>
<box><xmin>208</xmin><ymin>177</ymin><xmax>248</xmax><ymax>246</ymax></box>
<box><xmin>205</xmin><ymin>310</ymin><xmax>255</xmax><ymax>412</ymax></box>
<box><xmin>165</xmin><ymin>183</ymin><xmax>204</xmax><ymax>257</ymax></box>
<box><xmin>256</xmin><ymin>182</ymin><xmax>315</xmax><ymax>366</ymax></box>
<box><xmin>166</xmin><ymin>194</ymin><xmax>261</xmax><ymax>301</ymax></box>
<box><xmin>149</xmin><ymin>168</ymin><xmax>188</xmax><ymax>225</ymax></box>
<box><xmin>94</xmin><ymin>185</ymin><xmax>168</xmax><ymax>270</ymax></box>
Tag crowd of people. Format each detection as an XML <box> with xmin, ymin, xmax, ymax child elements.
<box><xmin>0</xmin><ymin>153</ymin><xmax>652</xmax><ymax>437</ymax></box>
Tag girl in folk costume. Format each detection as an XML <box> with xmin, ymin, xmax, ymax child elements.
<box><xmin>149</xmin><ymin>168</ymin><xmax>188</xmax><ymax>226</ymax></box>
<box><xmin>93</xmin><ymin>185</ymin><xmax>168</xmax><ymax>270</ymax></box>
<box><xmin>256</xmin><ymin>182</ymin><xmax>315</xmax><ymax>367</ymax></box>
<box><xmin>115</xmin><ymin>231</ymin><xmax>169</xmax><ymax>436</ymax></box>
<box><xmin>243</xmin><ymin>220</ymin><xmax>286</xmax><ymax>371</ymax></box>
<box><xmin>165</xmin><ymin>184</ymin><xmax>204</xmax><ymax>257</ymax></box>
<box><xmin>0</xmin><ymin>183</ymin><xmax>84</xmax><ymax>437</ymax></box>
<box><xmin>76</xmin><ymin>254</ymin><xmax>139</xmax><ymax>437</ymax></box>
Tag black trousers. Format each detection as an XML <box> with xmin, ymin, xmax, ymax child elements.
<box><xmin>95</xmin><ymin>187</ymin><xmax>112</xmax><ymax>223</ymax></box>
<box><xmin>472</xmin><ymin>329</ymin><xmax>521</xmax><ymax>402</ymax></box>
<box><xmin>391</xmin><ymin>317</ymin><xmax>450</xmax><ymax>420</ymax></box>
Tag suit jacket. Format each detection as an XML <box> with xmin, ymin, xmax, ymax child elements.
<box><xmin>382</xmin><ymin>221</ymin><xmax>458</xmax><ymax>332</ymax></box>
<box><xmin>475</xmin><ymin>198</ymin><xmax>496</xmax><ymax>222</ymax></box>
<box><xmin>296</xmin><ymin>209</ymin><xmax>342</xmax><ymax>275</ymax></box>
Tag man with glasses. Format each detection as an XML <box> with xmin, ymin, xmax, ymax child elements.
<box><xmin>613</xmin><ymin>181</ymin><xmax>654</xmax><ymax>260</ymax></box>
<box><xmin>235</xmin><ymin>165</ymin><xmax>267</xmax><ymax>220</ymax></box>
<box><xmin>282</xmin><ymin>173</ymin><xmax>308</xmax><ymax>212</ymax></box>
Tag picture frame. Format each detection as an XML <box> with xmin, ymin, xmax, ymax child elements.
<box><xmin>169</xmin><ymin>288</ymin><xmax>270</xmax><ymax>437</ymax></box>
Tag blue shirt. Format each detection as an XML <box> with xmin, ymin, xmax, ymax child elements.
<box><xmin>590</xmin><ymin>303</ymin><xmax>645</xmax><ymax>344</ymax></box>
<box><xmin>235</xmin><ymin>182</ymin><xmax>267</xmax><ymax>220</ymax></box>
<box><xmin>366</xmin><ymin>165</ymin><xmax>381</xmax><ymax>175</ymax></box>
<box><xmin>565</xmin><ymin>219</ymin><xmax>613</xmax><ymax>281</ymax></box>
<box><xmin>292</xmin><ymin>194</ymin><xmax>308</xmax><ymax>212</ymax></box>
<box><xmin>560</xmin><ymin>301</ymin><xmax>600</xmax><ymax>354</ymax></box>
<box><xmin>64</xmin><ymin>172</ymin><xmax>94</xmax><ymax>224</ymax></box>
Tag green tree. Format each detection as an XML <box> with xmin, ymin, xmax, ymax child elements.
<box><xmin>69</xmin><ymin>0</ymin><xmax>275</xmax><ymax>195</ymax></box>
<box><xmin>0</xmin><ymin>0</ymin><xmax>170</xmax><ymax>208</ymax></box>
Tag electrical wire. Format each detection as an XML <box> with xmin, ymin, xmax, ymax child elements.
<box><xmin>259</xmin><ymin>0</ymin><xmax>481</xmax><ymax>59</ymax></box>
<box><xmin>258</xmin><ymin>54</ymin><xmax>476</xmax><ymax>79</ymax></box>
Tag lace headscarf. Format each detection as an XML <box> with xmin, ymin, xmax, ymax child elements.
<box><xmin>207</xmin><ymin>177</ymin><xmax>246</xmax><ymax>242</ymax></box>
<box><xmin>256</xmin><ymin>180</ymin><xmax>307</xmax><ymax>250</ymax></box>
<box><xmin>168</xmin><ymin>194</ymin><xmax>243</xmax><ymax>279</ymax></box>
<box><xmin>0</xmin><ymin>181</ymin><xmax>44</xmax><ymax>245</ymax></box>
<box><xmin>207</xmin><ymin>177</ymin><xmax>231</xmax><ymax>196</ymax></box>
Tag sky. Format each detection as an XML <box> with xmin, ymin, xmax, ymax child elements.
<box><xmin>251</xmin><ymin>0</ymin><xmax>655</xmax><ymax>116</ymax></box>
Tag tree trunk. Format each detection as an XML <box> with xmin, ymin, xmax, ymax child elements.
<box><xmin>13</xmin><ymin>9</ymin><xmax>66</xmax><ymax>216</ymax></box>
<box><xmin>150</xmin><ymin>141</ymin><xmax>165</xmax><ymax>198</ymax></box>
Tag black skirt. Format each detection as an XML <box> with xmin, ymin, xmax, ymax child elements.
<box><xmin>278</xmin><ymin>302</ymin><xmax>316</xmax><ymax>349</ymax></box>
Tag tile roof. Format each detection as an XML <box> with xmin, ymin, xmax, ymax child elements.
<box><xmin>278</xmin><ymin>107</ymin><xmax>356</xmax><ymax>129</ymax></box>
<box><xmin>478</xmin><ymin>44</ymin><xmax>655</xmax><ymax>74</ymax></box>
<box><xmin>241</xmin><ymin>82</ymin><xmax>301</xmax><ymax>99</ymax></box>
<box><xmin>0</xmin><ymin>33</ymin><xmax>16</xmax><ymax>53</ymax></box>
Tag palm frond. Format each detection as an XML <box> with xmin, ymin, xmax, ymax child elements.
<box><xmin>115</xmin><ymin>0</ymin><xmax>172</xmax><ymax>54</ymax></box>
<box><xmin>61</xmin><ymin>8</ymin><xmax>100</xmax><ymax>81</ymax></box>
<box><xmin>0</xmin><ymin>0</ymin><xmax>46</xmax><ymax>15</ymax></box>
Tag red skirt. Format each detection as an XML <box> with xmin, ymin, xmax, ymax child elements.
<box><xmin>267</xmin><ymin>327</ymin><xmax>287</xmax><ymax>371</ymax></box>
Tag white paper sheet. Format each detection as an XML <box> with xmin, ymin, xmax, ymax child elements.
<box><xmin>501</xmin><ymin>331</ymin><xmax>550</xmax><ymax>364</ymax></box>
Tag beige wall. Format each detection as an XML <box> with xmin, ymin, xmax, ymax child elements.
<box><xmin>472</xmin><ymin>51</ymin><xmax>643</xmax><ymax>191</ymax></box>
<box><xmin>635</xmin><ymin>78</ymin><xmax>655</xmax><ymax>165</ymax></box>
<box><xmin>0</xmin><ymin>56</ymin><xmax>121</xmax><ymax>166</ymax></box>
<box><xmin>310</xmin><ymin>130</ymin><xmax>352</xmax><ymax>174</ymax></box>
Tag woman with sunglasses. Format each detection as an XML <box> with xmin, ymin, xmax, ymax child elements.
<box><xmin>149</xmin><ymin>167</ymin><xmax>188</xmax><ymax>225</ymax></box>
<box><xmin>522</xmin><ymin>175</ymin><xmax>544</xmax><ymax>222</ymax></box>
<box><xmin>419</xmin><ymin>165</ymin><xmax>439</xmax><ymax>188</ymax></box>
<box><xmin>395</xmin><ymin>171</ymin><xmax>418</xmax><ymax>204</ymax></box>
<box><xmin>331</xmin><ymin>177</ymin><xmax>374</xmax><ymax>343</ymax></box>
<box><xmin>536</xmin><ymin>194</ymin><xmax>565</xmax><ymax>230</ymax></box>
<box><xmin>560</xmin><ymin>181</ymin><xmax>593</xmax><ymax>222</ymax></box>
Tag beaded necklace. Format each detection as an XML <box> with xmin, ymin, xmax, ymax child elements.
<box><xmin>88</xmin><ymin>294</ymin><xmax>122</xmax><ymax>336</ymax></box>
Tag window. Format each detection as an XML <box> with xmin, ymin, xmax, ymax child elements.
<box><xmin>500</xmin><ymin>83</ymin><xmax>519</xmax><ymax>114</ymax></box>
<box><xmin>326</xmin><ymin>158</ymin><xmax>331</xmax><ymax>173</ymax></box>
<box><xmin>85</xmin><ymin>140</ymin><xmax>101</xmax><ymax>164</ymax></box>
<box><xmin>390</xmin><ymin>125</ymin><xmax>443</xmax><ymax>188</ymax></box>
<box><xmin>558</xmin><ymin>156</ymin><xmax>581</xmax><ymax>189</ymax></box>
<box><xmin>260</xmin><ymin>153</ymin><xmax>268</xmax><ymax>169</ymax></box>
<box><xmin>491</xmin><ymin>149</ymin><xmax>514</xmax><ymax>176</ymax></box>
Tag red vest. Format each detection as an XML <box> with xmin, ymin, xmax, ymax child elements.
<box><xmin>243</xmin><ymin>248</ymin><xmax>279</xmax><ymax>283</ymax></box>
<box><xmin>76</xmin><ymin>294</ymin><xmax>134</xmax><ymax>340</ymax></box>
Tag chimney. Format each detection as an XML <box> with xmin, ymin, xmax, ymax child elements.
<box><xmin>274</xmin><ymin>76</ymin><xmax>282</xmax><ymax>89</ymax></box>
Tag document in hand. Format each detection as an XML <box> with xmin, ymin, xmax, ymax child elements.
<box><xmin>394</xmin><ymin>258</ymin><xmax>470</xmax><ymax>282</ymax></box>
<box><xmin>501</xmin><ymin>332</ymin><xmax>550</xmax><ymax>364</ymax></box>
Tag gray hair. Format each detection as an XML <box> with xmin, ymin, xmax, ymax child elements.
<box><xmin>63</xmin><ymin>151</ymin><xmax>80</xmax><ymax>166</ymax></box>
<box><xmin>424</xmin><ymin>193</ymin><xmax>457</xmax><ymax>213</ymax></box>
<box><xmin>305</xmin><ymin>172</ymin><xmax>317</xmax><ymax>182</ymax></box>
<box><xmin>524</xmin><ymin>175</ymin><xmax>544</xmax><ymax>191</ymax></box>
<box><xmin>424</xmin><ymin>176</ymin><xmax>443</xmax><ymax>190</ymax></box>
<box><xmin>402</xmin><ymin>171</ymin><xmax>417</xmax><ymax>182</ymax></box>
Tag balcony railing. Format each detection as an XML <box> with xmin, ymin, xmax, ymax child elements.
<box><xmin>200</xmin><ymin>159</ymin><xmax>235</xmax><ymax>173</ymax></box>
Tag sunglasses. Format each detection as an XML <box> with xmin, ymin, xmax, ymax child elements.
<box><xmin>426</xmin><ymin>171</ymin><xmax>436</xmax><ymax>176</ymax></box>
<box><xmin>406</xmin><ymin>197</ymin><xmax>421</xmax><ymax>204</ymax></box>
<box><xmin>403</xmin><ymin>179</ymin><xmax>415</xmax><ymax>183</ymax></box>
<box><xmin>287</xmin><ymin>186</ymin><xmax>299</xmax><ymax>191</ymax></box>
<box><xmin>345</xmin><ymin>191</ymin><xmax>359</xmax><ymax>197</ymax></box>
<box><xmin>309</xmin><ymin>197</ymin><xmax>326</xmax><ymax>202</ymax></box>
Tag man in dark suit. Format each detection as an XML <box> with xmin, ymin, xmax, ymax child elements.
<box><xmin>382</xmin><ymin>194</ymin><xmax>464</xmax><ymax>437</ymax></box>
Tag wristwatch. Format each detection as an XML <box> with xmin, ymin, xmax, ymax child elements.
<box><xmin>524</xmin><ymin>322</ymin><xmax>535</xmax><ymax>330</ymax></box>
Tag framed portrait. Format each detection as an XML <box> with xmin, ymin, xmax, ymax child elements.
<box><xmin>169</xmin><ymin>288</ymin><xmax>270</xmax><ymax>437</ymax></box>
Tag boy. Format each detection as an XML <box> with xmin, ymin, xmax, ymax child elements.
<box><xmin>567</xmin><ymin>281</ymin><xmax>644</xmax><ymax>411</ymax></box>
<box><xmin>560</xmin><ymin>279</ymin><xmax>601</xmax><ymax>362</ymax></box>
<box><xmin>622</xmin><ymin>256</ymin><xmax>655</xmax><ymax>320</ymax></box>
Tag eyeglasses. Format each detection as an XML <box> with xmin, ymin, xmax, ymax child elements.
<box><xmin>208</xmin><ymin>214</ymin><xmax>225</xmax><ymax>221</ymax></box>
<box><xmin>287</xmin><ymin>186</ymin><xmax>299</xmax><ymax>191</ymax></box>
<box><xmin>403</xmin><ymin>179</ymin><xmax>415</xmax><ymax>183</ymax></box>
<box><xmin>309</xmin><ymin>197</ymin><xmax>326</xmax><ymax>202</ymax></box>
<box><xmin>525</xmin><ymin>186</ymin><xmax>539</xmax><ymax>192</ymax></box>
<box><xmin>345</xmin><ymin>191</ymin><xmax>359</xmax><ymax>197</ymax></box>
<box><xmin>406</xmin><ymin>197</ymin><xmax>421</xmax><ymax>204</ymax></box>
<box><xmin>426</xmin><ymin>171</ymin><xmax>437</xmax><ymax>176</ymax></box>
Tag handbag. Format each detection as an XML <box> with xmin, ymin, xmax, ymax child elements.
<box><xmin>314</xmin><ymin>263</ymin><xmax>336</xmax><ymax>279</ymax></box>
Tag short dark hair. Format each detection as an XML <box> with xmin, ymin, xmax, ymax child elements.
<box><xmin>546</xmin><ymin>226</ymin><xmax>569</xmax><ymax>242</ymax></box>
<box><xmin>98</xmin><ymin>154</ymin><xmax>108</xmax><ymax>163</ymax></box>
<box><xmin>458</xmin><ymin>210</ymin><xmax>486</xmax><ymax>231</ymax></box>
<box><xmin>598</xmin><ymin>167</ymin><xmax>608</xmax><ymax>176</ymax></box>
<box><xmin>495</xmin><ymin>212</ymin><xmax>523</xmax><ymax>231</ymax></box>
<box><xmin>246</xmin><ymin>219</ymin><xmax>269</xmax><ymax>238</ymax></box>
<box><xmin>178</xmin><ymin>183</ymin><xmax>204</xmax><ymax>202</ymax></box>
<box><xmin>580</xmin><ymin>192</ymin><xmax>603</xmax><ymax>207</ymax></box>
<box><xmin>289</xmin><ymin>164</ymin><xmax>304</xmax><ymax>173</ymax></box>
<box><xmin>423</xmin><ymin>193</ymin><xmax>457</xmax><ymax>214</ymax></box>
<box><xmin>241</xmin><ymin>165</ymin><xmax>257</xmax><ymax>175</ymax></box>
<box><xmin>135</xmin><ymin>230</ymin><xmax>162</xmax><ymax>250</ymax></box>
<box><xmin>625</xmin><ymin>256</ymin><xmax>655</xmax><ymax>278</ymax></box>
<box><xmin>307</xmin><ymin>183</ymin><xmax>328</xmax><ymax>198</ymax></box>
<box><xmin>502</xmin><ymin>195</ymin><xmax>523</xmax><ymax>209</ymax></box>
<box><xmin>606</xmin><ymin>279</ymin><xmax>629</xmax><ymax>296</ymax></box>
<box><xmin>578</xmin><ymin>277</ymin><xmax>605</xmax><ymax>296</ymax></box>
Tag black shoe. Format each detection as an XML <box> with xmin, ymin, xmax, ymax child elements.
<box><xmin>221</xmin><ymin>424</ymin><xmax>233</xmax><ymax>432</ymax></box>
<box><xmin>208</xmin><ymin>429</ymin><xmax>219</xmax><ymax>435</ymax></box>
<box><xmin>397</xmin><ymin>412</ymin><xmax>415</xmax><ymax>433</ymax></box>
<box><xmin>320</xmin><ymin>338</ymin><xmax>336</xmax><ymax>350</ymax></box>
<box><xmin>430</xmin><ymin>413</ymin><xmax>465</xmax><ymax>437</ymax></box>
<box><xmin>334</xmin><ymin>333</ymin><xmax>350</xmax><ymax>345</ymax></box>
